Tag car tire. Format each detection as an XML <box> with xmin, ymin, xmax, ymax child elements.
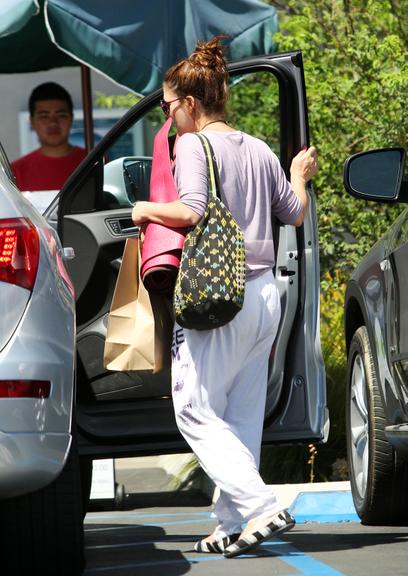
<box><xmin>346</xmin><ymin>325</ymin><xmax>408</xmax><ymax>525</ymax></box>
<box><xmin>0</xmin><ymin>437</ymin><xmax>85</xmax><ymax>575</ymax></box>
<box><xmin>115</xmin><ymin>481</ymin><xmax>126</xmax><ymax>509</ymax></box>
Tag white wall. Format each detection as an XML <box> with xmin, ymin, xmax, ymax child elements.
<box><xmin>0</xmin><ymin>67</ymin><xmax>129</xmax><ymax>162</ymax></box>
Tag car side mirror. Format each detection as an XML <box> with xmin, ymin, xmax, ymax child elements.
<box><xmin>103</xmin><ymin>156</ymin><xmax>152</xmax><ymax>208</ymax></box>
<box><xmin>343</xmin><ymin>148</ymin><xmax>406</xmax><ymax>203</ymax></box>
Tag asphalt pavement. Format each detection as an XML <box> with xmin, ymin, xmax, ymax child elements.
<box><xmin>84</xmin><ymin>503</ymin><xmax>408</xmax><ymax>576</ymax></box>
<box><xmin>83</xmin><ymin>456</ymin><xmax>408</xmax><ymax>576</ymax></box>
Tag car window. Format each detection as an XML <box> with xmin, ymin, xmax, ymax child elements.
<box><xmin>100</xmin><ymin>70</ymin><xmax>281</xmax><ymax>211</ymax></box>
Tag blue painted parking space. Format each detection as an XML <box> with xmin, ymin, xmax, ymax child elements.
<box><xmin>289</xmin><ymin>490</ymin><xmax>359</xmax><ymax>524</ymax></box>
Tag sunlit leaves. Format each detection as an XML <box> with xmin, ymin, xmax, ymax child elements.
<box><xmin>269</xmin><ymin>0</ymin><xmax>407</xmax><ymax>279</ymax></box>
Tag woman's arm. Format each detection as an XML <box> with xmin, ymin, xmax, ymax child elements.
<box><xmin>131</xmin><ymin>199</ymin><xmax>201</xmax><ymax>228</ymax></box>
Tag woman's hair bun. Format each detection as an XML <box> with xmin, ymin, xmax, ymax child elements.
<box><xmin>190</xmin><ymin>35</ymin><xmax>228</xmax><ymax>71</ymax></box>
<box><xmin>164</xmin><ymin>34</ymin><xmax>229</xmax><ymax>115</ymax></box>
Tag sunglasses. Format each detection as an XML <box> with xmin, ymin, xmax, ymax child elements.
<box><xmin>159</xmin><ymin>97</ymin><xmax>183</xmax><ymax>116</ymax></box>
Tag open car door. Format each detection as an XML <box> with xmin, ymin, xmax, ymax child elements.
<box><xmin>49</xmin><ymin>50</ymin><xmax>328</xmax><ymax>459</ymax></box>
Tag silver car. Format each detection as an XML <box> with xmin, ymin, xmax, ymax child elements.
<box><xmin>0</xmin><ymin>144</ymin><xmax>81</xmax><ymax>573</ymax></box>
<box><xmin>1</xmin><ymin>51</ymin><xmax>327</xmax><ymax>575</ymax></box>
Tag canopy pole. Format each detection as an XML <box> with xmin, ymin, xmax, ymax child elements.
<box><xmin>80</xmin><ymin>64</ymin><xmax>94</xmax><ymax>151</ymax></box>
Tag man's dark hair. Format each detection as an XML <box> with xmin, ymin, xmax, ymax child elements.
<box><xmin>29</xmin><ymin>82</ymin><xmax>73</xmax><ymax>116</ymax></box>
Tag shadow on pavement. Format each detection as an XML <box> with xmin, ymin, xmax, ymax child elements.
<box><xmin>282</xmin><ymin>525</ymin><xmax>408</xmax><ymax>552</ymax></box>
<box><xmin>84</xmin><ymin>522</ymin><xmax>192</xmax><ymax>576</ymax></box>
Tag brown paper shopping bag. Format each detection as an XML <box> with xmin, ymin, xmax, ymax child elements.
<box><xmin>104</xmin><ymin>238</ymin><xmax>173</xmax><ymax>373</ymax></box>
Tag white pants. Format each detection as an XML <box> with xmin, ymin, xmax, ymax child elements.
<box><xmin>171</xmin><ymin>270</ymin><xmax>282</xmax><ymax>538</ymax></box>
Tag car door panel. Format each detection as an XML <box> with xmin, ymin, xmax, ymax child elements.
<box><xmin>64</xmin><ymin>209</ymin><xmax>135</xmax><ymax>302</ymax></box>
<box><xmin>55</xmin><ymin>51</ymin><xmax>326</xmax><ymax>455</ymax></box>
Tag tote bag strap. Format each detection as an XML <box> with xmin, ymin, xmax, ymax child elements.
<box><xmin>195</xmin><ymin>133</ymin><xmax>222</xmax><ymax>201</ymax></box>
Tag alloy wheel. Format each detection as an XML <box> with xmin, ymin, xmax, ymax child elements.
<box><xmin>349</xmin><ymin>352</ymin><xmax>369</xmax><ymax>500</ymax></box>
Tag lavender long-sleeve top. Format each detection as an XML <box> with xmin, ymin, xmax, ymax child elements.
<box><xmin>174</xmin><ymin>130</ymin><xmax>303</xmax><ymax>279</ymax></box>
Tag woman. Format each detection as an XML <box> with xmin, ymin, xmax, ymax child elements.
<box><xmin>132</xmin><ymin>36</ymin><xmax>318</xmax><ymax>558</ymax></box>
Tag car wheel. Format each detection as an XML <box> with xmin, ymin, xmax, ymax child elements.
<box><xmin>346</xmin><ymin>325</ymin><xmax>408</xmax><ymax>525</ymax></box>
<box><xmin>0</xmin><ymin>437</ymin><xmax>85</xmax><ymax>575</ymax></box>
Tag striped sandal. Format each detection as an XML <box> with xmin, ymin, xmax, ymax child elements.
<box><xmin>194</xmin><ymin>533</ymin><xmax>241</xmax><ymax>553</ymax></box>
<box><xmin>224</xmin><ymin>509</ymin><xmax>295</xmax><ymax>558</ymax></box>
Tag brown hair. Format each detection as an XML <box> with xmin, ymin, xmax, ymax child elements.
<box><xmin>164</xmin><ymin>36</ymin><xmax>229</xmax><ymax>115</ymax></box>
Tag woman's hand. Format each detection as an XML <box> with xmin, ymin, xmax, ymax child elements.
<box><xmin>290</xmin><ymin>146</ymin><xmax>318</xmax><ymax>183</ymax></box>
<box><xmin>132</xmin><ymin>202</ymin><xmax>150</xmax><ymax>225</ymax></box>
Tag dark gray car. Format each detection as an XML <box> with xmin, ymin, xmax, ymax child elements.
<box><xmin>343</xmin><ymin>147</ymin><xmax>408</xmax><ymax>524</ymax></box>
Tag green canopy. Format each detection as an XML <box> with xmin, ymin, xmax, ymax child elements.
<box><xmin>0</xmin><ymin>0</ymin><xmax>37</xmax><ymax>36</ymax></box>
<box><xmin>0</xmin><ymin>0</ymin><xmax>75</xmax><ymax>72</ymax></box>
<box><xmin>0</xmin><ymin>0</ymin><xmax>278</xmax><ymax>94</ymax></box>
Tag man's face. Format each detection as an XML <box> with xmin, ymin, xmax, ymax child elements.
<box><xmin>30</xmin><ymin>99</ymin><xmax>73</xmax><ymax>148</ymax></box>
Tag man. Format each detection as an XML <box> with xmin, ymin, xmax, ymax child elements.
<box><xmin>11</xmin><ymin>82</ymin><xmax>87</xmax><ymax>191</ymax></box>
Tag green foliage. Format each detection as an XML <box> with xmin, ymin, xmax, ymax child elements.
<box><xmin>95</xmin><ymin>91</ymin><xmax>140</xmax><ymax>109</ymax></box>
<box><xmin>228</xmin><ymin>72</ymin><xmax>280</xmax><ymax>155</ymax></box>
<box><xmin>269</xmin><ymin>0</ymin><xmax>407</xmax><ymax>279</ymax></box>
<box><xmin>258</xmin><ymin>0</ymin><xmax>407</xmax><ymax>483</ymax></box>
<box><xmin>95</xmin><ymin>90</ymin><xmax>163</xmax><ymax>128</ymax></box>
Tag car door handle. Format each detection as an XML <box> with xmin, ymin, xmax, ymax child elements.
<box><xmin>121</xmin><ymin>224</ymin><xmax>140</xmax><ymax>235</ymax></box>
<box><xmin>106</xmin><ymin>217</ymin><xmax>140</xmax><ymax>237</ymax></box>
<box><xmin>63</xmin><ymin>247</ymin><xmax>75</xmax><ymax>260</ymax></box>
<box><xmin>122</xmin><ymin>226</ymin><xmax>140</xmax><ymax>237</ymax></box>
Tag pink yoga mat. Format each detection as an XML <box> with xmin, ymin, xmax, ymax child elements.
<box><xmin>141</xmin><ymin>118</ymin><xmax>187</xmax><ymax>294</ymax></box>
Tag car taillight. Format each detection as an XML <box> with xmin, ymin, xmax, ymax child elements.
<box><xmin>0</xmin><ymin>218</ymin><xmax>39</xmax><ymax>290</ymax></box>
<box><xmin>0</xmin><ymin>381</ymin><xmax>50</xmax><ymax>398</ymax></box>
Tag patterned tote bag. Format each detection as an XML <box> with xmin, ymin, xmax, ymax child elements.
<box><xmin>173</xmin><ymin>133</ymin><xmax>245</xmax><ymax>330</ymax></box>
